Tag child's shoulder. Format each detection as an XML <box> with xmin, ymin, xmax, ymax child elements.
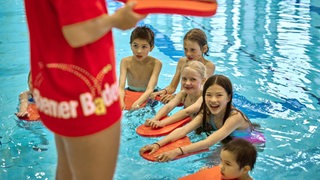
<box><xmin>204</xmin><ymin>59</ymin><xmax>215</xmax><ymax>65</ymax></box>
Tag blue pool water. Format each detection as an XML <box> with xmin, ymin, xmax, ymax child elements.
<box><xmin>1</xmin><ymin>0</ymin><xmax>319</xmax><ymax>179</ymax></box>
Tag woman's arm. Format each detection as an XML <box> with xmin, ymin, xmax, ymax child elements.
<box><xmin>62</xmin><ymin>2</ymin><xmax>146</xmax><ymax>47</ymax></box>
<box><xmin>131</xmin><ymin>59</ymin><xmax>162</xmax><ymax>110</ymax></box>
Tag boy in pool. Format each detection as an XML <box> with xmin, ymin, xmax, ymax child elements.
<box><xmin>218</xmin><ymin>138</ymin><xmax>257</xmax><ymax>180</ymax></box>
<box><xmin>119</xmin><ymin>26</ymin><xmax>162</xmax><ymax>110</ymax></box>
<box><xmin>151</xmin><ymin>28</ymin><xmax>215</xmax><ymax>103</ymax></box>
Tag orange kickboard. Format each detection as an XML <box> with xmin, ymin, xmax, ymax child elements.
<box><xmin>117</xmin><ymin>0</ymin><xmax>218</xmax><ymax>17</ymax></box>
<box><xmin>124</xmin><ymin>90</ymin><xmax>147</xmax><ymax>110</ymax></box>
<box><xmin>18</xmin><ymin>104</ymin><xmax>40</xmax><ymax>121</ymax></box>
<box><xmin>136</xmin><ymin>116</ymin><xmax>191</xmax><ymax>137</ymax></box>
<box><xmin>141</xmin><ymin>136</ymin><xmax>209</xmax><ymax>161</ymax></box>
<box><xmin>178</xmin><ymin>166</ymin><xmax>222</xmax><ymax>180</ymax></box>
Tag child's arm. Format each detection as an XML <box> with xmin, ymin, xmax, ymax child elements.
<box><xmin>119</xmin><ymin>58</ymin><xmax>128</xmax><ymax>110</ymax></box>
<box><xmin>145</xmin><ymin>91</ymin><xmax>185</xmax><ymax>127</ymax></box>
<box><xmin>153</xmin><ymin>96</ymin><xmax>202</xmax><ymax>127</ymax></box>
<box><xmin>205</xmin><ymin>60</ymin><xmax>215</xmax><ymax>77</ymax></box>
<box><xmin>152</xmin><ymin>58</ymin><xmax>186</xmax><ymax>103</ymax></box>
<box><xmin>16</xmin><ymin>90</ymin><xmax>31</xmax><ymax>118</ymax></box>
<box><xmin>131</xmin><ymin>59</ymin><xmax>162</xmax><ymax>110</ymax></box>
<box><xmin>140</xmin><ymin>112</ymin><xmax>203</xmax><ymax>156</ymax></box>
<box><xmin>157</xmin><ymin>112</ymin><xmax>245</xmax><ymax>162</ymax></box>
<box><xmin>164</xmin><ymin>58</ymin><xmax>186</xmax><ymax>94</ymax></box>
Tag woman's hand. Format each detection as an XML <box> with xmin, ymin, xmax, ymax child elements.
<box><xmin>112</xmin><ymin>1</ymin><xmax>147</xmax><ymax>30</ymax></box>
<box><xmin>139</xmin><ymin>143</ymin><xmax>160</xmax><ymax>155</ymax></box>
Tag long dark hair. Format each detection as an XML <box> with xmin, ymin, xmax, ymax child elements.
<box><xmin>196</xmin><ymin>75</ymin><xmax>253</xmax><ymax>143</ymax></box>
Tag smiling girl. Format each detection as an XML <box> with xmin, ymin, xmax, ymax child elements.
<box><xmin>144</xmin><ymin>61</ymin><xmax>206</xmax><ymax>128</ymax></box>
<box><xmin>140</xmin><ymin>75</ymin><xmax>261</xmax><ymax>162</ymax></box>
<box><xmin>151</xmin><ymin>28</ymin><xmax>215</xmax><ymax>103</ymax></box>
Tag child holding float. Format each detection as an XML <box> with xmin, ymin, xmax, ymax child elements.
<box><xmin>15</xmin><ymin>72</ymin><xmax>40</xmax><ymax>121</ymax></box>
<box><xmin>119</xmin><ymin>25</ymin><xmax>162</xmax><ymax>110</ymax></box>
<box><xmin>140</xmin><ymin>74</ymin><xmax>265</xmax><ymax>162</ymax></box>
<box><xmin>144</xmin><ymin>60</ymin><xmax>206</xmax><ymax>129</ymax></box>
<box><xmin>151</xmin><ymin>28</ymin><xmax>215</xmax><ymax>104</ymax></box>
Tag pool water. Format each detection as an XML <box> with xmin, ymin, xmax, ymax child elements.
<box><xmin>1</xmin><ymin>0</ymin><xmax>320</xmax><ymax>179</ymax></box>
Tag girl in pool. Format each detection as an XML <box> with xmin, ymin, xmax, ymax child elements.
<box><xmin>140</xmin><ymin>74</ymin><xmax>259</xmax><ymax>162</ymax></box>
<box><xmin>151</xmin><ymin>28</ymin><xmax>215</xmax><ymax>104</ymax></box>
<box><xmin>119</xmin><ymin>26</ymin><xmax>162</xmax><ymax>110</ymax></box>
<box><xmin>145</xmin><ymin>61</ymin><xmax>206</xmax><ymax>128</ymax></box>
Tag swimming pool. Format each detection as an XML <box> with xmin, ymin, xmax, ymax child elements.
<box><xmin>1</xmin><ymin>0</ymin><xmax>319</xmax><ymax>179</ymax></box>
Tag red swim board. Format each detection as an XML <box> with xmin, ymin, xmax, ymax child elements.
<box><xmin>141</xmin><ymin>136</ymin><xmax>209</xmax><ymax>161</ymax></box>
<box><xmin>18</xmin><ymin>104</ymin><xmax>40</xmax><ymax>121</ymax></box>
<box><xmin>117</xmin><ymin>0</ymin><xmax>218</xmax><ymax>17</ymax></box>
<box><xmin>124</xmin><ymin>90</ymin><xmax>148</xmax><ymax>110</ymax></box>
<box><xmin>136</xmin><ymin>116</ymin><xmax>191</xmax><ymax>137</ymax></box>
<box><xmin>178</xmin><ymin>166</ymin><xmax>222</xmax><ymax>180</ymax></box>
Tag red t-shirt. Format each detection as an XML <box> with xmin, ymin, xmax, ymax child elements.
<box><xmin>24</xmin><ymin>0</ymin><xmax>121</xmax><ymax>136</ymax></box>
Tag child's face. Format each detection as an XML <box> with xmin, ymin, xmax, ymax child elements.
<box><xmin>183</xmin><ymin>40</ymin><xmax>204</xmax><ymax>61</ymax></box>
<box><xmin>130</xmin><ymin>38</ymin><xmax>153</xmax><ymax>61</ymax></box>
<box><xmin>219</xmin><ymin>149</ymin><xmax>245</xmax><ymax>179</ymax></box>
<box><xmin>181</xmin><ymin>67</ymin><xmax>203</xmax><ymax>94</ymax></box>
<box><xmin>204</xmin><ymin>84</ymin><xmax>230</xmax><ymax>115</ymax></box>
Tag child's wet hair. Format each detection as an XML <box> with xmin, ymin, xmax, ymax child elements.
<box><xmin>181</xmin><ymin>61</ymin><xmax>206</xmax><ymax>79</ymax></box>
<box><xmin>196</xmin><ymin>75</ymin><xmax>233</xmax><ymax>135</ymax></box>
<box><xmin>183</xmin><ymin>28</ymin><xmax>209</xmax><ymax>56</ymax></box>
<box><xmin>222</xmin><ymin>138</ymin><xmax>257</xmax><ymax>170</ymax></box>
<box><xmin>130</xmin><ymin>25</ymin><xmax>155</xmax><ymax>47</ymax></box>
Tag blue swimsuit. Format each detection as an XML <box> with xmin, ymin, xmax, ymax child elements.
<box><xmin>208</xmin><ymin>112</ymin><xmax>265</xmax><ymax>144</ymax></box>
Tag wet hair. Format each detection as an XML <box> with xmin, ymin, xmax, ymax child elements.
<box><xmin>222</xmin><ymin>138</ymin><xmax>257</xmax><ymax>170</ymax></box>
<box><xmin>130</xmin><ymin>25</ymin><xmax>155</xmax><ymax>47</ymax></box>
<box><xmin>181</xmin><ymin>61</ymin><xmax>206</xmax><ymax>79</ymax></box>
<box><xmin>183</xmin><ymin>28</ymin><xmax>209</xmax><ymax>56</ymax></box>
<box><xmin>195</xmin><ymin>75</ymin><xmax>252</xmax><ymax>143</ymax></box>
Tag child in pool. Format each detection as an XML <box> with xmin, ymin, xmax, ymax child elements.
<box><xmin>218</xmin><ymin>138</ymin><xmax>257</xmax><ymax>180</ymax></box>
<box><xmin>16</xmin><ymin>72</ymin><xmax>33</xmax><ymax>118</ymax></box>
<box><xmin>145</xmin><ymin>61</ymin><xmax>206</xmax><ymax>128</ymax></box>
<box><xmin>151</xmin><ymin>28</ymin><xmax>215</xmax><ymax>104</ymax></box>
<box><xmin>140</xmin><ymin>75</ymin><xmax>259</xmax><ymax>162</ymax></box>
<box><xmin>119</xmin><ymin>26</ymin><xmax>162</xmax><ymax>110</ymax></box>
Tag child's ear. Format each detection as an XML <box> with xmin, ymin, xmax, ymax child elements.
<box><xmin>202</xmin><ymin>77</ymin><xmax>206</xmax><ymax>84</ymax></box>
<box><xmin>150</xmin><ymin>45</ymin><xmax>154</xmax><ymax>51</ymax></box>
<box><xmin>202</xmin><ymin>44</ymin><xmax>208</xmax><ymax>53</ymax></box>
<box><xmin>242</xmin><ymin>165</ymin><xmax>251</xmax><ymax>174</ymax></box>
<box><xmin>227</xmin><ymin>94</ymin><xmax>231</xmax><ymax>102</ymax></box>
